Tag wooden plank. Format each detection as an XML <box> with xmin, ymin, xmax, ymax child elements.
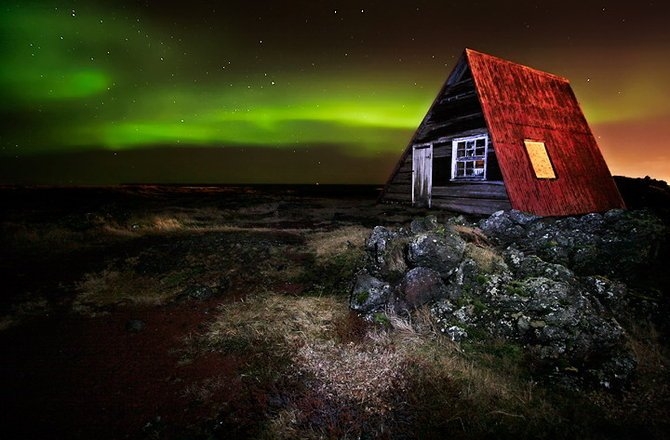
<box><xmin>432</xmin><ymin>144</ymin><xmax>451</xmax><ymax>158</ymax></box>
<box><xmin>432</xmin><ymin>183</ymin><xmax>508</xmax><ymax>199</ymax></box>
<box><xmin>384</xmin><ymin>184</ymin><xmax>412</xmax><ymax>194</ymax></box>
<box><xmin>417</xmin><ymin>115</ymin><xmax>486</xmax><ymax>141</ymax></box>
<box><xmin>436</xmin><ymin>96</ymin><xmax>478</xmax><ymax>111</ymax></box>
<box><xmin>392</xmin><ymin>178</ymin><xmax>411</xmax><ymax>189</ymax></box>
<box><xmin>383</xmin><ymin>54</ymin><xmax>486</xmax><ymax>207</ymax></box>
<box><xmin>439</xmin><ymin>90</ymin><xmax>477</xmax><ymax>105</ymax></box>
<box><xmin>428</xmin><ymin>101</ymin><xmax>482</xmax><ymax>123</ymax></box>
<box><xmin>412</xmin><ymin>146</ymin><xmax>432</xmax><ymax>207</ymax></box>
<box><xmin>396</xmin><ymin>162</ymin><xmax>413</xmax><ymax>173</ymax></box>
<box><xmin>431</xmin><ymin>197</ymin><xmax>512</xmax><ymax>215</ymax></box>
<box><xmin>393</xmin><ymin>169</ymin><xmax>413</xmax><ymax>179</ymax></box>
<box><xmin>423</xmin><ymin>112</ymin><xmax>484</xmax><ymax>129</ymax></box>
<box><xmin>431</xmin><ymin>128</ymin><xmax>491</xmax><ymax>155</ymax></box>
<box><xmin>445</xmin><ymin>61</ymin><xmax>471</xmax><ymax>86</ymax></box>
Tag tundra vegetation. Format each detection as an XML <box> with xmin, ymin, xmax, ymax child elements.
<box><xmin>1</xmin><ymin>181</ymin><xmax>669</xmax><ymax>439</ymax></box>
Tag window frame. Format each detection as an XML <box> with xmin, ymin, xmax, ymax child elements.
<box><xmin>451</xmin><ymin>134</ymin><xmax>489</xmax><ymax>181</ymax></box>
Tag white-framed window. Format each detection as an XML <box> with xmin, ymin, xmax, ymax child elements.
<box><xmin>451</xmin><ymin>134</ymin><xmax>488</xmax><ymax>180</ymax></box>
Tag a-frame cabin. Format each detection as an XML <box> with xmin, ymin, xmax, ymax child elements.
<box><xmin>379</xmin><ymin>48</ymin><xmax>625</xmax><ymax>216</ymax></box>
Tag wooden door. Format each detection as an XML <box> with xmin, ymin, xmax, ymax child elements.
<box><xmin>412</xmin><ymin>145</ymin><xmax>432</xmax><ymax>208</ymax></box>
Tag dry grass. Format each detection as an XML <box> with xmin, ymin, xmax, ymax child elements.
<box><xmin>306</xmin><ymin>225</ymin><xmax>370</xmax><ymax>260</ymax></box>
<box><xmin>231</xmin><ymin>202</ymin><xmax>280</xmax><ymax>217</ymax></box>
<box><xmin>463</xmin><ymin>242</ymin><xmax>506</xmax><ymax>273</ymax></box>
<box><xmin>627</xmin><ymin>322</ymin><xmax>669</xmax><ymax>375</ymax></box>
<box><xmin>390</xmin><ymin>309</ymin><xmax>533</xmax><ymax>406</ymax></box>
<box><xmin>0</xmin><ymin>297</ymin><xmax>51</xmax><ymax>331</ymax></box>
<box><xmin>147</xmin><ymin>216</ymin><xmax>183</xmax><ymax>231</ymax></box>
<box><xmin>188</xmin><ymin>293</ymin><xmax>564</xmax><ymax>438</ymax></box>
<box><xmin>73</xmin><ymin>269</ymin><xmax>179</xmax><ymax>314</ymax></box>
<box><xmin>78</xmin><ymin>206</ymin><xmax>260</xmax><ymax>236</ymax></box>
<box><xmin>181</xmin><ymin>375</ymin><xmax>230</xmax><ymax>404</ymax></box>
<box><xmin>205</xmin><ymin>294</ymin><xmax>347</xmax><ymax>349</ymax></box>
<box><xmin>198</xmin><ymin>295</ymin><xmax>410</xmax><ymax>436</ymax></box>
<box><xmin>297</xmin><ymin>338</ymin><xmax>406</xmax><ymax>414</ymax></box>
<box><xmin>0</xmin><ymin>315</ymin><xmax>16</xmax><ymax>332</ymax></box>
<box><xmin>1</xmin><ymin>222</ymin><xmax>86</xmax><ymax>251</ymax></box>
<box><xmin>453</xmin><ymin>224</ymin><xmax>491</xmax><ymax>246</ymax></box>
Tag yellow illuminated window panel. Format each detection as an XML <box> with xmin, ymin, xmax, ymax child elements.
<box><xmin>524</xmin><ymin>140</ymin><xmax>556</xmax><ymax>179</ymax></box>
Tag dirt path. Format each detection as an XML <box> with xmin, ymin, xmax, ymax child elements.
<box><xmin>0</xmin><ymin>298</ymin><xmax>247</xmax><ymax>439</ymax></box>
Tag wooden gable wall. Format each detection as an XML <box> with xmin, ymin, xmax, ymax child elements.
<box><xmin>380</xmin><ymin>54</ymin><xmax>511</xmax><ymax>214</ymax></box>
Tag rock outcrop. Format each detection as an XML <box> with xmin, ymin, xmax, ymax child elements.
<box><xmin>350</xmin><ymin>210</ymin><xmax>667</xmax><ymax>390</ymax></box>
<box><xmin>479</xmin><ymin>209</ymin><xmax>665</xmax><ymax>283</ymax></box>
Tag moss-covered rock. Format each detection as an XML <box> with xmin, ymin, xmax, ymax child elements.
<box><xmin>350</xmin><ymin>211</ymin><xmax>664</xmax><ymax>390</ymax></box>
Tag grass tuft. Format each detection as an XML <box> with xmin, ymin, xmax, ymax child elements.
<box><xmin>73</xmin><ymin>269</ymin><xmax>179</xmax><ymax>314</ymax></box>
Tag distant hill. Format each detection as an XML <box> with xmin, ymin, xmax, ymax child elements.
<box><xmin>615</xmin><ymin>175</ymin><xmax>670</xmax><ymax>221</ymax></box>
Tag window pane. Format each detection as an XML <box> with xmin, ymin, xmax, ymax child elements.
<box><xmin>457</xmin><ymin>162</ymin><xmax>464</xmax><ymax>174</ymax></box>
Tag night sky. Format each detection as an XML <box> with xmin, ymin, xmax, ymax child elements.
<box><xmin>1</xmin><ymin>1</ymin><xmax>669</xmax><ymax>184</ymax></box>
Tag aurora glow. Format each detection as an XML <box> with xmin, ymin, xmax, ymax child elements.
<box><xmin>1</xmin><ymin>1</ymin><xmax>669</xmax><ymax>183</ymax></box>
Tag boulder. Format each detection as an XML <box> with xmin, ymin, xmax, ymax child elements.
<box><xmin>349</xmin><ymin>271</ymin><xmax>392</xmax><ymax>314</ymax></box>
<box><xmin>409</xmin><ymin>215</ymin><xmax>440</xmax><ymax>233</ymax></box>
<box><xmin>478</xmin><ymin>210</ymin><xmax>537</xmax><ymax>241</ymax></box>
<box><xmin>433</xmin><ymin>271</ymin><xmax>635</xmax><ymax>388</ymax></box>
<box><xmin>181</xmin><ymin>285</ymin><xmax>215</xmax><ymax>300</ymax></box>
<box><xmin>125</xmin><ymin>319</ymin><xmax>145</xmax><ymax>333</ymax></box>
<box><xmin>364</xmin><ymin>226</ymin><xmax>408</xmax><ymax>281</ymax></box>
<box><xmin>504</xmin><ymin>249</ymin><xmax>574</xmax><ymax>283</ymax></box>
<box><xmin>365</xmin><ymin>226</ymin><xmax>395</xmax><ymax>264</ymax></box>
<box><xmin>406</xmin><ymin>229</ymin><xmax>465</xmax><ymax>279</ymax></box>
<box><xmin>395</xmin><ymin>267</ymin><xmax>449</xmax><ymax>312</ymax></box>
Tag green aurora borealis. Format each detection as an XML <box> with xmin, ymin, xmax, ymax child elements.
<box><xmin>1</xmin><ymin>1</ymin><xmax>669</xmax><ymax>184</ymax></box>
<box><xmin>1</xmin><ymin>2</ymin><xmax>428</xmax><ymax>153</ymax></box>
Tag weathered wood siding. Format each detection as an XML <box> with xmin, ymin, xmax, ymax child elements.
<box><xmin>431</xmin><ymin>182</ymin><xmax>511</xmax><ymax>215</ymax></box>
<box><xmin>432</xmin><ymin>182</ymin><xmax>512</xmax><ymax>214</ymax></box>
<box><xmin>379</xmin><ymin>52</ymin><xmax>511</xmax><ymax>215</ymax></box>
<box><xmin>432</xmin><ymin>197</ymin><xmax>512</xmax><ymax>215</ymax></box>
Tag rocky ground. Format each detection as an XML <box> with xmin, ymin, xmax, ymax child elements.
<box><xmin>352</xmin><ymin>209</ymin><xmax>666</xmax><ymax>390</ymax></box>
<box><xmin>1</xmin><ymin>180</ymin><xmax>669</xmax><ymax>439</ymax></box>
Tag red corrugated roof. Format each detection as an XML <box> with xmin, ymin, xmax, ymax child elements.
<box><xmin>466</xmin><ymin>49</ymin><xmax>624</xmax><ymax>216</ymax></box>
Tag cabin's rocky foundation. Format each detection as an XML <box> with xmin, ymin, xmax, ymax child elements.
<box><xmin>350</xmin><ymin>210</ymin><xmax>666</xmax><ymax>390</ymax></box>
